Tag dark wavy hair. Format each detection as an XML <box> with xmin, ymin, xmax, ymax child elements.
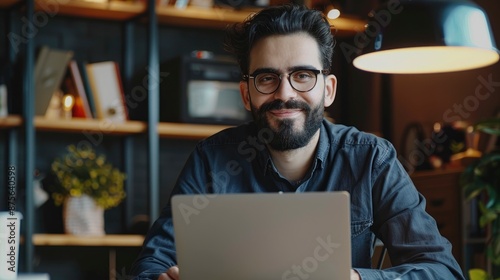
<box><xmin>224</xmin><ymin>4</ymin><xmax>335</xmax><ymax>76</ymax></box>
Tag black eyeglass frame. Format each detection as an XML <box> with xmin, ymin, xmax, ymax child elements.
<box><xmin>242</xmin><ymin>68</ymin><xmax>330</xmax><ymax>95</ymax></box>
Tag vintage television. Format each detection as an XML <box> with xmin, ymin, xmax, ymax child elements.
<box><xmin>160</xmin><ymin>54</ymin><xmax>251</xmax><ymax>125</ymax></box>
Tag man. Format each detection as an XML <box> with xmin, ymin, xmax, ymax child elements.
<box><xmin>131</xmin><ymin>4</ymin><xmax>465</xmax><ymax>280</ymax></box>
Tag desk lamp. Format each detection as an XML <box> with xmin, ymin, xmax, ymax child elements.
<box><xmin>353</xmin><ymin>0</ymin><xmax>499</xmax><ymax>74</ymax></box>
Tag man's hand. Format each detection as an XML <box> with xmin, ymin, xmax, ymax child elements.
<box><xmin>158</xmin><ymin>266</ymin><xmax>179</xmax><ymax>280</ymax></box>
<box><xmin>351</xmin><ymin>269</ymin><xmax>361</xmax><ymax>280</ymax></box>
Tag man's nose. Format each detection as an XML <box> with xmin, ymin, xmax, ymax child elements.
<box><xmin>273</xmin><ymin>76</ymin><xmax>297</xmax><ymax>101</ymax></box>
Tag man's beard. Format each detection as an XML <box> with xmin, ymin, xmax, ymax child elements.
<box><xmin>251</xmin><ymin>99</ymin><xmax>324</xmax><ymax>151</ymax></box>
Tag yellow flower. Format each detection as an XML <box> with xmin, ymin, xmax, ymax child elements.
<box><xmin>49</xmin><ymin>145</ymin><xmax>126</xmax><ymax>210</ymax></box>
<box><xmin>70</xmin><ymin>189</ymin><xmax>81</xmax><ymax>197</ymax></box>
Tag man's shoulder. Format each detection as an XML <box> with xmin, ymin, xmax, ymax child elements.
<box><xmin>322</xmin><ymin>120</ymin><xmax>391</xmax><ymax>148</ymax></box>
<box><xmin>322</xmin><ymin>121</ymin><xmax>397</xmax><ymax>166</ymax></box>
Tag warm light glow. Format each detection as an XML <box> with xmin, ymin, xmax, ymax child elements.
<box><xmin>353</xmin><ymin>46</ymin><xmax>499</xmax><ymax>74</ymax></box>
<box><xmin>62</xmin><ymin>94</ymin><xmax>75</xmax><ymax>111</ymax></box>
<box><xmin>327</xmin><ymin>9</ymin><xmax>341</xmax><ymax>19</ymax></box>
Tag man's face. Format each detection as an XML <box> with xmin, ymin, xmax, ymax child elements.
<box><xmin>240</xmin><ymin>33</ymin><xmax>337</xmax><ymax>151</ymax></box>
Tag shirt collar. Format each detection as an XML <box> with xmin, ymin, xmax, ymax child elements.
<box><xmin>257</xmin><ymin>119</ymin><xmax>330</xmax><ymax>176</ymax></box>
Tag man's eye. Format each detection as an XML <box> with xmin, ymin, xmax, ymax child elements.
<box><xmin>257</xmin><ymin>74</ymin><xmax>278</xmax><ymax>84</ymax></box>
<box><xmin>296</xmin><ymin>71</ymin><xmax>313</xmax><ymax>78</ymax></box>
<box><xmin>292</xmin><ymin>71</ymin><xmax>314</xmax><ymax>81</ymax></box>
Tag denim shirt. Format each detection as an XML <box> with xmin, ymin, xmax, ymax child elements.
<box><xmin>130</xmin><ymin>120</ymin><xmax>465</xmax><ymax>280</ymax></box>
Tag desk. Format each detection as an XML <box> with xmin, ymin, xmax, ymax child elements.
<box><xmin>32</xmin><ymin>234</ymin><xmax>144</xmax><ymax>280</ymax></box>
<box><xmin>410</xmin><ymin>168</ymin><xmax>463</xmax><ymax>265</ymax></box>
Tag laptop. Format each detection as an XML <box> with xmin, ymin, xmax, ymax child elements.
<box><xmin>171</xmin><ymin>191</ymin><xmax>352</xmax><ymax>280</ymax></box>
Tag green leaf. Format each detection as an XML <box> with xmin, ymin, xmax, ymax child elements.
<box><xmin>479</xmin><ymin>206</ymin><xmax>497</xmax><ymax>228</ymax></box>
<box><xmin>465</xmin><ymin>187</ymin><xmax>486</xmax><ymax>201</ymax></box>
<box><xmin>491</xmin><ymin>237</ymin><xmax>500</xmax><ymax>265</ymax></box>
<box><xmin>469</xmin><ymin>268</ymin><xmax>490</xmax><ymax>280</ymax></box>
<box><xmin>475</xmin><ymin>118</ymin><xmax>500</xmax><ymax>135</ymax></box>
<box><xmin>486</xmin><ymin>188</ymin><xmax>498</xmax><ymax>209</ymax></box>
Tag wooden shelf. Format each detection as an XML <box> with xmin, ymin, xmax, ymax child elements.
<box><xmin>3</xmin><ymin>0</ymin><xmax>366</xmax><ymax>34</ymax></box>
<box><xmin>34</xmin><ymin>116</ymin><xmax>147</xmax><ymax>135</ymax></box>
<box><xmin>36</xmin><ymin>0</ymin><xmax>146</xmax><ymax>21</ymax></box>
<box><xmin>156</xmin><ymin>5</ymin><xmax>259</xmax><ymax>29</ymax></box>
<box><xmin>15</xmin><ymin>0</ymin><xmax>366</xmax><ymax>34</ymax></box>
<box><xmin>32</xmin><ymin>233</ymin><xmax>144</xmax><ymax>247</ymax></box>
<box><xmin>0</xmin><ymin>0</ymin><xmax>21</xmax><ymax>8</ymax></box>
<box><xmin>2</xmin><ymin>116</ymin><xmax>229</xmax><ymax>138</ymax></box>
<box><xmin>157</xmin><ymin>5</ymin><xmax>366</xmax><ymax>36</ymax></box>
<box><xmin>0</xmin><ymin>0</ymin><xmax>145</xmax><ymax>19</ymax></box>
<box><xmin>0</xmin><ymin>115</ymin><xmax>22</xmax><ymax>129</ymax></box>
<box><xmin>158</xmin><ymin>122</ymin><xmax>231</xmax><ymax>139</ymax></box>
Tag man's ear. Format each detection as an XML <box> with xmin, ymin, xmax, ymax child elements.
<box><xmin>240</xmin><ymin>81</ymin><xmax>252</xmax><ymax>111</ymax></box>
<box><xmin>324</xmin><ymin>74</ymin><xmax>337</xmax><ymax>108</ymax></box>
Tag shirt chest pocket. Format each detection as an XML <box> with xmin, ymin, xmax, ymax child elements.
<box><xmin>351</xmin><ymin>219</ymin><xmax>373</xmax><ymax>237</ymax></box>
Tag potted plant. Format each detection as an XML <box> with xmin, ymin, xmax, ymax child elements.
<box><xmin>48</xmin><ymin>144</ymin><xmax>127</xmax><ymax>236</ymax></box>
<box><xmin>460</xmin><ymin>118</ymin><xmax>500</xmax><ymax>280</ymax></box>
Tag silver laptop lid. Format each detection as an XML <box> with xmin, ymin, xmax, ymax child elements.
<box><xmin>172</xmin><ymin>191</ymin><xmax>351</xmax><ymax>280</ymax></box>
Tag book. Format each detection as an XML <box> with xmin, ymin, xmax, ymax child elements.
<box><xmin>79</xmin><ymin>61</ymin><xmax>97</xmax><ymax>118</ymax></box>
<box><xmin>62</xmin><ymin>60</ymin><xmax>93</xmax><ymax>118</ymax></box>
<box><xmin>85</xmin><ymin>61</ymin><xmax>128</xmax><ymax>123</ymax></box>
<box><xmin>34</xmin><ymin>46</ymin><xmax>74</xmax><ymax>116</ymax></box>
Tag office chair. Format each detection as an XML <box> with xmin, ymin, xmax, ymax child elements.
<box><xmin>373</xmin><ymin>238</ymin><xmax>389</xmax><ymax>269</ymax></box>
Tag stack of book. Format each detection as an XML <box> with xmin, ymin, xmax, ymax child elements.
<box><xmin>34</xmin><ymin>45</ymin><xmax>129</xmax><ymax>123</ymax></box>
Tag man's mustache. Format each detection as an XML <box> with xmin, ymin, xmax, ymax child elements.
<box><xmin>259</xmin><ymin>99</ymin><xmax>311</xmax><ymax>113</ymax></box>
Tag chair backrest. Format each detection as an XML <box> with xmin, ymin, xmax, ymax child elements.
<box><xmin>372</xmin><ymin>239</ymin><xmax>390</xmax><ymax>269</ymax></box>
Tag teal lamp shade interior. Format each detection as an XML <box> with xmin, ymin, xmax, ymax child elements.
<box><xmin>352</xmin><ymin>0</ymin><xmax>499</xmax><ymax>74</ymax></box>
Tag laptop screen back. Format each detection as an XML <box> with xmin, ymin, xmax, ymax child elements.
<box><xmin>171</xmin><ymin>192</ymin><xmax>351</xmax><ymax>280</ymax></box>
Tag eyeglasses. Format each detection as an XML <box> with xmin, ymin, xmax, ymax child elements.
<box><xmin>242</xmin><ymin>68</ymin><xmax>330</xmax><ymax>95</ymax></box>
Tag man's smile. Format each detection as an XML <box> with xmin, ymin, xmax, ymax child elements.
<box><xmin>268</xmin><ymin>108</ymin><xmax>303</xmax><ymax>118</ymax></box>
